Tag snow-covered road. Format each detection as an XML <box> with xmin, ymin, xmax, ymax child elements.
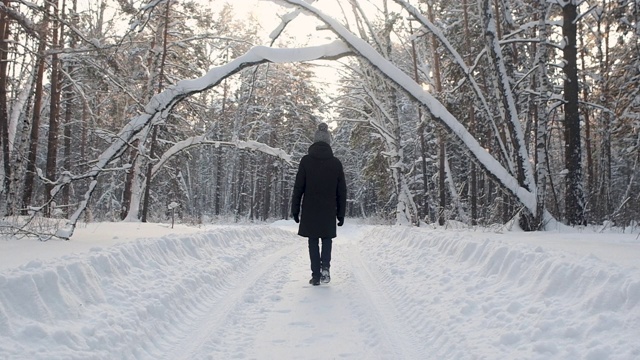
<box><xmin>1</xmin><ymin>221</ymin><xmax>639</xmax><ymax>359</ymax></box>
<box><xmin>156</xmin><ymin>224</ymin><xmax>427</xmax><ymax>360</ymax></box>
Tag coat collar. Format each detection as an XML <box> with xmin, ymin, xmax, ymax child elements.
<box><xmin>308</xmin><ymin>142</ymin><xmax>333</xmax><ymax>159</ymax></box>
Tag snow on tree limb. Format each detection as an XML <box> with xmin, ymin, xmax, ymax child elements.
<box><xmin>150</xmin><ymin>136</ymin><xmax>293</xmax><ymax>180</ymax></box>
<box><xmin>276</xmin><ymin>0</ymin><xmax>537</xmax><ymax>215</ymax></box>
<box><xmin>54</xmin><ymin>0</ymin><xmax>548</xmax><ymax>237</ymax></box>
<box><xmin>54</xmin><ymin>41</ymin><xmax>352</xmax><ymax>239</ymax></box>
<box><xmin>480</xmin><ymin>0</ymin><xmax>537</xmax><ymax>195</ymax></box>
<box><xmin>393</xmin><ymin>0</ymin><xmax>515</xmax><ymax>175</ymax></box>
<box><xmin>0</xmin><ymin>3</ymin><xmax>40</xmax><ymax>39</ymax></box>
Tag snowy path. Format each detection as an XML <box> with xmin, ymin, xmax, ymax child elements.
<box><xmin>1</xmin><ymin>222</ymin><xmax>639</xmax><ymax>359</ymax></box>
<box><xmin>158</xmin><ymin>241</ymin><xmax>299</xmax><ymax>360</ymax></box>
<box><xmin>157</xmin><ymin>225</ymin><xmax>426</xmax><ymax>360</ymax></box>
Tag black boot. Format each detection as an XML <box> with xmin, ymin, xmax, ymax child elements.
<box><xmin>321</xmin><ymin>267</ymin><xmax>331</xmax><ymax>283</ymax></box>
<box><xmin>309</xmin><ymin>277</ymin><xmax>320</xmax><ymax>286</ymax></box>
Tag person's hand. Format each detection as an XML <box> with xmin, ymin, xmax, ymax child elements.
<box><xmin>293</xmin><ymin>214</ymin><xmax>300</xmax><ymax>223</ymax></box>
<box><xmin>337</xmin><ymin>217</ymin><xmax>344</xmax><ymax>226</ymax></box>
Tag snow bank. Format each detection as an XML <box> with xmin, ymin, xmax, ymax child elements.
<box><xmin>0</xmin><ymin>226</ymin><xmax>297</xmax><ymax>359</ymax></box>
<box><xmin>1</xmin><ymin>223</ymin><xmax>639</xmax><ymax>359</ymax></box>
<box><xmin>362</xmin><ymin>227</ymin><xmax>640</xmax><ymax>359</ymax></box>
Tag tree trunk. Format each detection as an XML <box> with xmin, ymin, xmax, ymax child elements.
<box><xmin>22</xmin><ymin>9</ymin><xmax>50</xmax><ymax>215</ymax></box>
<box><xmin>426</xmin><ymin>2</ymin><xmax>447</xmax><ymax>226</ymax></box>
<box><xmin>409</xmin><ymin>23</ymin><xmax>430</xmax><ymax>224</ymax></box>
<box><xmin>594</xmin><ymin>7</ymin><xmax>612</xmax><ymax>222</ymax></box>
<box><xmin>121</xmin><ymin>140</ymin><xmax>138</xmax><ymax>220</ymax></box>
<box><xmin>8</xmin><ymin>74</ymin><xmax>35</xmax><ymax>216</ymax></box>
<box><xmin>463</xmin><ymin>0</ymin><xmax>477</xmax><ymax>225</ymax></box>
<box><xmin>61</xmin><ymin>0</ymin><xmax>76</xmax><ymax>216</ymax></box>
<box><xmin>580</xmin><ymin>30</ymin><xmax>593</xmax><ymax>217</ymax></box>
<box><xmin>215</xmin><ymin>146</ymin><xmax>222</xmax><ymax>216</ymax></box>
<box><xmin>141</xmin><ymin>125</ymin><xmax>158</xmax><ymax>223</ymax></box>
<box><xmin>235</xmin><ymin>153</ymin><xmax>246</xmax><ymax>220</ymax></box>
<box><xmin>44</xmin><ymin>0</ymin><xmax>61</xmax><ymax>217</ymax></box>
<box><xmin>280</xmin><ymin>166</ymin><xmax>287</xmax><ymax>219</ymax></box>
<box><xmin>0</xmin><ymin>0</ymin><xmax>11</xmax><ymax>214</ymax></box>
<box><xmin>122</xmin><ymin>150</ymin><xmax>145</xmax><ymax>222</ymax></box>
<box><xmin>533</xmin><ymin>1</ymin><xmax>550</xmax><ymax>230</ymax></box>
<box><xmin>262</xmin><ymin>158</ymin><xmax>272</xmax><ymax>221</ymax></box>
<box><xmin>249</xmin><ymin>159</ymin><xmax>256</xmax><ymax>221</ymax></box>
<box><xmin>141</xmin><ymin>0</ymin><xmax>171</xmax><ymax>222</ymax></box>
<box><xmin>438</xmin><ymin>132</ymin><xmax>446</xmax><ymax>225</ymax></box>
<box><xmin>482</xmin><ymin>0</ymin><xmax>539</xmax><ymax>228</ymax></box>
<box><xmin>562</xmin><ymin>1</ymin><xmax>586</xmax><ymax>225</ymax></box>
<box><xmin>444</xmin><ymin>153</ymin><xmax>469</xmax><ymax>223</ymax></box>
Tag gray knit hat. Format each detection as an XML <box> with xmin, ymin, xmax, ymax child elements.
<box><xmin>313</xmin><ymin>123</ymin><xmax>331</xmax><ymax>145</ymax></box>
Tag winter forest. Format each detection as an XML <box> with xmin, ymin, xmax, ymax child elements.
<box><xmin>0</xmin><ymin>0</ymin><xmax>638</xmax><ymax>239</ymax></box>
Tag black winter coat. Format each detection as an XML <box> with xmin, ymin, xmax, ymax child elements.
<box><xmin>291</xmin><ymin>142</ymin><xmax>347</xmax><ymax>238</ymax></box>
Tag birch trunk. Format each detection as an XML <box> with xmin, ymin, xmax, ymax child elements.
<box><xmin>0</xmin><ymin>0</ymin><xmax>11</xmax><ymax>214</ymax></box>
<box><xmin>533</xmin><ymin>1</ymin><xmax>550</xmax><ymax>229</ymax></box>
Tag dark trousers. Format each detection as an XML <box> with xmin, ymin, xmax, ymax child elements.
<box><xmin>308</xmin><ymin>237</ymin><xmax>332</xmax><ymax>279</ymax></box>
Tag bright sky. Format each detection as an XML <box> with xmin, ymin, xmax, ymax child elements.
<box><xmin>85</xmin><ymin>0</ymin><xmax>393</xmax><ymax>117</ymax></box>
<box><xmin>230</xmin><ymin>0</ymin><xmax>357</xmax><ymax>103</ymax></box>
<box><xmin>202</xmin><ymin>0</ymin><xmax>345</xmax><ymax>46</ymax></box>
<box><xmin>240</xmin><ymin>0</ymin><xmax>405</xmax><ymax>92</ymax></box>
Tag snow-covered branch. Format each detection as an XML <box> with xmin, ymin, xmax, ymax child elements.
<box><xmin>150</xmin><ymin>136</ymin><xmax>293</xmax><ymax>179</ymax></box>
<box><xmin>480</xmin><ymin>0</ymin><xmax>536</xmax><ymax>194</ymax></box>
<box><xmin>0</xmin><ymin>3</ymin><xmax>40</xmax><ymax>39</ymax></box>
<box><xmin>278</xmin><ymin>0</ymin><xmax>537</xmax><ymax>215</ymax></box>
<box><xmin>393</xmin><ymin>0</ymin><xmax>515</xmax><ymax>176</ymax></box>
<box><xmin>55</xmin><ymin>41</ymin><xmax>352</xmax><ymax>239</ymax></box>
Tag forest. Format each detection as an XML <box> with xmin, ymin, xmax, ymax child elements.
<box><xmin>0</xmin><ymin>0</ymin><xmax>638</xmax><ymax>238</ymax></box>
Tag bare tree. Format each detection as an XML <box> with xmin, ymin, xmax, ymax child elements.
<box><xmin>141</xmin><ymin>0</ymin><xmax>172</xmax><ymax>223</ymax></box>
<box><xmin>561</xmin><ymin>1</ymin><xmax>586</xmax><ymax>225</ymax></box>
<box><xmin>44</xmin><ymin>0</ymin><xmax>62</xmax><ymax>217</ymax></box>
<box><xmin>21</xmin><ymin>3</ymin><xmax>50</xmax><ymax>215</ymax></box>
<box><xmin>0</xmin><ymin>0</ymin><xmax>10</xmax><ymax>213</ymax></box>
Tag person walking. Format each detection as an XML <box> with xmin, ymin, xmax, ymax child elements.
<box><xmin>291</xmin><ymin>123</ymin><xmax>347</xmax><ymax>286</ymax></box>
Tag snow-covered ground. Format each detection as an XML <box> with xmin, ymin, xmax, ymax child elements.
<box><xmin>0</xmin><ymin>220</ymin><xmax>639</xmax><ymax>359</ymax></box>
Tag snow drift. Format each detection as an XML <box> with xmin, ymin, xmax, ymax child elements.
<box><xmin>0</xmin><ymin>223</ymin><xmax>638</xmax><ymax>359</ymax></box>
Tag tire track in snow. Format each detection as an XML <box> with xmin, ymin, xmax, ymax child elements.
<box><xmin>160</xmin><ymin>242</ymin><xmax>300</xmax><ymax>360</ymax></box>
<box><xmin>247</xmin><ymin>226</ymin><xmax>406</xmax><ymax>360</ymax></box>
<box><xmin>359</xmin><ymin>227</ymin><xmax>493</xmax><ymax>358</ymax></box>
<box><xmin>342</xmin><ymin>226</ymin><xmax>427</xmax><ymax>359</ymax></box>
<box><xmin>161</xmin><ymin>225</ymin><xmax>456</xmax><ymax>359</ymax></box>
<box><xmin>175</xmin><ymin>231</ymin><xmax>401</xmax><ymax>360</ymax></box>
